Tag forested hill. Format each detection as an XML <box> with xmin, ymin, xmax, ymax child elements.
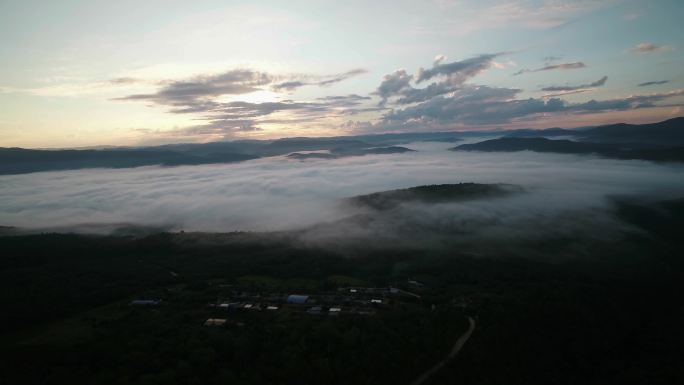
<box><xmin>451</xmin><ymin>117</ymin><xmax>684</xmax><ymax>162</ymax></box>
<box><xmin>348</xmin><ymin>183</ymin><xmax>523</xmax><ymax>210</ymax></box>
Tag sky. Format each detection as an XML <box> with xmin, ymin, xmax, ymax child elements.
<box><xmin>1</xmin><ymin>0</ymin><xmax>683</xmax><ymax>148</ymax></box>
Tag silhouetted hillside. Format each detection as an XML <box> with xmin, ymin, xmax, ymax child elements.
<box><xmin>453</xmin><ymin>137</ymin><xmax>611</xmax><ymax>154</ymax></box>
<box><xmin>4</xmin><ymin>117</ymin><xmax>682</xmax><ymax>174</ymax></box>
<box><xmin>348</xmin><ymin>183</ymin><xmax>522</xmax><ymax>210</ymax></box>
<box><xmin>502</xmin><ymin>127</ymin><xmax>577</xmax><ymax>138</ymax></box>
<box><xmin>579</xmin><ymin>117</ymin><xmax>684</xmax><ymax>146</ymax></box>
<box><xmin>0</xmin><ymin>147</ymin><xmax>258</xmax><ymax>175</ymax></box>
<box><xmin>452</xmin><ymin>136</ymin><xmax>684</xmax><ymax>162</ymax></box>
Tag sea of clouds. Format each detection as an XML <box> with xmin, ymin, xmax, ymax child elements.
<box><xmin>1</xmin><ymin>142</ymin><xmax>684</xmax><ymax>240</ymax></box>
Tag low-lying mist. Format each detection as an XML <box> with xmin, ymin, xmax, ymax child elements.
<box><xmin>1</xmin><ymin>141</ymin><xmax>683</xmax><ymax>256</ymax></box>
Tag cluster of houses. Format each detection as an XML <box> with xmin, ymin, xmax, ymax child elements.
<box><xmin>128</xmin><ymin>280</ymin><xmax>427</xmax><ymax>328</ymax></box>
<box><xmin>202</xmin><ymin>283</ymin><xmax>426</xmax><ymax>327</ymax></box>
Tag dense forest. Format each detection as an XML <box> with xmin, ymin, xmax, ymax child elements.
<box><xmin>1</xmin><ymin>196</ymin><xmax>683</xmax><ymax>384</ymax></box>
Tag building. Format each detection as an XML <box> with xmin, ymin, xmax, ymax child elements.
<box><xmin>307</xmin><ymin>306</ymin><xmax>322</xmax><ymax>315</ymax></box>
<box><xmin>218</xmin><ymin>302</ymin><xmax>240</xmax><ymax>310</ymax></box>
<box><xmin>204</xmin><ymin>318</ymin><xmax>227</xmax><ymax>326</ymax></box>
<box><xmin>287</xmin><ymin>294</ymin><xmax>310</xmax><ymax>304</ymax></box>
<box><xmin>329</xmin><ymin>307</ymin><xmax>342</xmax><ymax>316</ymax></box>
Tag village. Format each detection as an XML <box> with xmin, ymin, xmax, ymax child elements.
<box><xmin>127</xmin><ymin>278</ymin><xmax>471</xmax><ymax>328</ymax></box>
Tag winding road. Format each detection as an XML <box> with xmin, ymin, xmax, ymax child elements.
<box><xmin>410</xmin><ymin>316</ymin><xmax>476</xmax><ymax>385</ymax></box>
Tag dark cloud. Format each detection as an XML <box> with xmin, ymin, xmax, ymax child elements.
<box><xmin>375</xmin><ymin>54</ymin><xmax>501</xmax><ymax>106</ymax></box>
<box><xmin>513</xmin><ymin>61</ymin><xmax>586</xmax><ymax>76</ymax></box>
<box><xmin>378</xmin><ymin>84</ymin><xmax>684</xmax><ymax>128</ymax></box>
<box><xmin>638</xmin><ymin>80</ymin><xmax>670</xmax><ymax>87</ymax></box>
<box><xmin>375</xmin><ymin>69</ymin><xmax>414</xmax><ymax>106</ymax></box>
<box><xmin>116</xmin><ymin>67</ymin><xmax>367</xmax><ymax>104</ymax></box>
<box><xmin>569</xmin><ymin>89</ymin><xmax>684</xmax><ymax>112</ymax></box>
<box><xmin>317</xmin><ymin>94</ymin><xmax>371</xmax><ymax>102</ymax></box>
<box><xmin>382</xmin><ymin>86</ymin><xmax>537</xmax><ymax>125</ymax></box>
<box><xmin>113</xmin><ymin>67</ymin><xmax>372</xmax><ymax>137</ymax></box>
<box><xmin>113</xmin><ymin>69</ymin><xmax>271</xmax><ymax>105</ymax></box>
<box><xmin>162</xmin><ymin>95</ymin><xmax>383</xmax><ymax>138</ymax></box>
<box><xmin>270</xmin><ymin>81</ymin><xmax>307</xmax><ymax>92</ymax></box>
<box><xmin>211</xmin><ymin>101</ymin><xmax>322</xmax><ymax>119</ymax></box>
<box><xmin>541</xmin><ymin>75</ymin><xmax>608</xmax><ymax>92</ymax></box>
<box><xmin>318</xmin><ymin>68</ymin><xmax>368</xmax><ymax>86</ymax></box>
<box><xmin>415</xmin><ymin>53</ymin><xmax>499</xmax><ymax>83</ymax></box>
<box><xmin>395</xmin><ymin>81</ymin><xmax>459</xmax><ymax>105</ymax></box>
<box><xmin>366</xmin><ymin>54</ymin><xmax>682</xmax><ymax>131</ymax></box>
<box><xmin>316</xmin><ymin>94</ymin><xmax>373</xmax><ymax>108</ymax></box>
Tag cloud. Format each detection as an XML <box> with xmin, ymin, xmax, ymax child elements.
<box><xmin>113</xmin><ymin>67</ymin><xmax>372</xmax><ymax>138</ymax></box>
<box><xmin>514</xmin><ymin>62</ymin><xmax>586</xmax><ymax>76</ymax></box>
<box><xmin>116</xmin><ymin>67</ymin><xmax>368</xmax><ymax>103</ymax></box>
<box><xmin>541</xmin><ymin>75</ymin><xmax>608</xmax><ymax>92</ymax></box>
<box><xmin>375</xmin><ymin>69</ymin><xmax>414</xmax><ymax>106</ymax></box>
<box><xmin>2</xmin><ymin>145</ymin><xmax>684</xmax><ymax>258</ymax></box>
<box><xmin>113</xmin><ymin>69</ymin><xmax>272</xmax><ymax>105</ymax></box>
<box><xmin>630</xmin><ymin>43</ymin><xmax>671</xmax><ymax>54</ymax></box>
<box><xmin>433</xmin><ymin>0</ymin><xmax>614</xmax><ymax>36</ymax></box>
<box><xmin>367</xmin><ymin>55</ymin><xmax>683</xmax><ymax>131</ymax></box>
<box><xmin>318</xmin><ymin>68</ymin><xmax>368</xmax><ymax>86</ymax></box>
<box><xmin>316</xmin><ymin>94</ymin><xmax>373</xmax><ymax>108</ymax></box>
<box><xmin>416</xmin><ymin>53</ymin><xmax>500</xmax><ymax>83</ymax></box>
<box><xmin>270</xmin><ymin>81</ymin><xmax>307</xmax><ymax>92</ymax></box>
<box><xmin>375</xmin><ymin>54</ymin><xmax>501</xmax><ymax>106</ymax></box>
<box><xmin>107</xmin><ymin>53</ymin><xmax>684</xmax><ymax>141</ymax></box>
<box><xmin>377</xmin><ymin>84</ymin><xmax>684</xmax><ymax>128</ymax></box>
<box><xmin>270</xmin><ymin>69</ymin><xmax>368</xmax><ymax>91</ymax></box>
<box><xmin>382</xmin><ymin>87</ymin><xmax>561</xmax><ymax>126</ymax></box>
<box><xmin>638</xmin><ymin>80</ymin><xmax>670</xmax><ymax>87</ymax></box>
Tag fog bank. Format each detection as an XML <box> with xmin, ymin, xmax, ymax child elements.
<box><xmin>1</xmin><ymin>142</ymin><xmax>683</xmax><ymax>241</ymax></box>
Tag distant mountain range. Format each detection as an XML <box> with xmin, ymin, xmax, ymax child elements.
<box><xmin>577</xmin><ymin>118</ymin><xmax>684</xmax><ymax>145</ymax></box>
<box><xmin>0</xmin><ymin>148</ymin><xmax>259</xmax><ymax>175</ymax></box>
<box><xmin>452</xmin><ymin>117</ymin><xmax>684</xmax><ymax>162</ymax></box>
<box><xmin>1</xmin><ymin>117</ymin><xmax>682</xmax><ymax>174</ymax></box>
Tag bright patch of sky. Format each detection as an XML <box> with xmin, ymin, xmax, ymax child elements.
<box><xmin>1</xmin><ymin>0</ymin><xmax>682</xmax><ymax>148</ymax></box>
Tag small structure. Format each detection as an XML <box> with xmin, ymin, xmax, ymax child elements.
<box><xmin>329</xmin><ymin>307</ymin><xmax>342</xmax><ymax>316</ymax></box>
<box><xmin>204</xmin><ymin>318</ymin><xmax>227</xmax><ymax>326</ymax></box>
<box><xmin>307</xmin><ymin>306</ymin><xmax>322</xmax><ymax>315</ymax></box>
<box><xmin>130</xmin><ymin>299</ymin><xmax>161</xmax><ymax>306</ymax></box>
<box><xmin>219</xmin><ymin>302</ymin><xmax>240</xmax><ymax>310</ymax></box>
<box><xmin>287</xmin><ymin>294</ymin><xmax>310</xmax><ymax>304</ymax></box>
